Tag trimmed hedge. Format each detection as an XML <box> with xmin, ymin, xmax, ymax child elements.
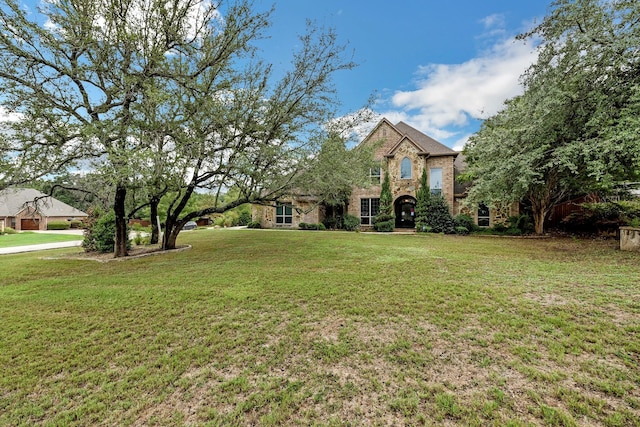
<box><xmin>299</xmin><ymin>222</ymin><xmax>326</xmax><ymax>231</ymax></box>
<box><xmin>453</xmin><ymin>214</ymin><xmax>476</xmax><ymax>234</ymax></box>
<box><xmin>373</xmin><ymin>218</ymin><xmax>394</xmax><ymax>232</ymax></box>
<box><xmin>342</xmin><ymin>214</ymin><xmax>360</xmax><ymax>231</ymax></box>
<box><xmin>47</xmin><ymin>221</ymin><xmax>71</xmax><ymax>230</ymax></box>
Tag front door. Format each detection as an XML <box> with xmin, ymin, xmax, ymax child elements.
<box><xmin>394</xmin><ymin>196</ymin><xmax>416</xmax><ymax>228</ymax></box>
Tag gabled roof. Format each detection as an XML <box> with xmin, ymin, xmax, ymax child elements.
<box><xmin>393</xmin><ymin>122</ymin><xmax>457</xmax><ymax>157</ymax></box>
<box><xmin>0</xmin><ymin>188</ymin><xmax>88</xmax><ymax>217</ymax></box>
<box><xmin>358</xmin><ymin>117</ymin><xmax>400</xmax><ymax>148</ymax></box>
<box><xmin>385</xmin><ymin>135</ymin><xmax>429</xmax><ymax>158</ymax></box>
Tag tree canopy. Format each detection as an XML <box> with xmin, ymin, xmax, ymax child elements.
<box><xmin>463</xmin><ymin>0</ymin><xmax>640</xmax><ymax>234</ymax></box>
<box><xmin>0</xmin><ymin>0</ymin><xmax>359</xmax><ymax>254</ymax></box>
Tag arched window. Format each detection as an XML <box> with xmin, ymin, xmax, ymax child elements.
<box><xmin>400</xmin><ymin>157</ymin><xmax>412</xmax><ymax>179</ymax></box>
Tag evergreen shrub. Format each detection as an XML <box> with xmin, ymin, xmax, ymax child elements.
<box><xmin>300</xmin><ymin>223</ymin><xmax>326</xmax><ymax>230</ymax></box>
<box><xmin>423</xmin><ymin>196</ymin><xmax>456</xmax><ymax>234</ymax></box>
<box><xmin>454</xmin><ymin>214</ymin><xmax>476</xmax><ymax>234</ymax></box>
<box><xmin>47</xmin><ymin>221</ymin><xmax>71</xmax><ymax>230</ymax></box>
<box><xmin>83</xmin><ymin>209</ymin><xmax>131</xmax><ymax>253</ymax></box>
<box><xmin>374</xmin><ymin>172</ymin><xmax>395</xmax><ymax>232</ymax></box>
<box><xmin>374</xmin><ymin>218</ymin><xmax>395</xmax><ymax>232</ymax></box>
<box><xmin>507</xmin><ymin>214</ymin><xmax>534</xmax><ymax>234</ymax></box>
<box><xmin>342</xmin><ymin>214</ymin><xmax>360</xmax><ymax>231</ymax></box>
<box><xmin>323</xmin><ymin>216</ymin><xmax>338</xmax><ymax>230</ymax></box>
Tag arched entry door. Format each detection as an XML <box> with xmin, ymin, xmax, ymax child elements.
<box><xmin>394</xmin><ymin>196</ymin><xmax>416</xmax><ymax>228</ymax></box>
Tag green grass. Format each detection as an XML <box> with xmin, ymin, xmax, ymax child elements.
<box><xmin>0</xmin><ymin>229</ymin><xmax>638</xmax><ymax>426</ymax></box>
<box><xmin>0</xmin><ymin>232</ymin><xmax>82</xmax><ymax>248</ymax></box>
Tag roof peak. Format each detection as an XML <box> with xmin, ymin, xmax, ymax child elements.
<box><xmin>390</xmin><ymin>120</ymin><xmax>457</xmax><ymax>156</ymax></box>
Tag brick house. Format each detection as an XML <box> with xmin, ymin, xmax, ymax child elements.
<box><xmin>0</xmin><ymin>188</ymin><xmax>88</xmax><ymax>231</ymax></box>
<box><xmin>253</xmin><ymin>118</ymin><xmax>517</xmax><ymax>229</ymax></box>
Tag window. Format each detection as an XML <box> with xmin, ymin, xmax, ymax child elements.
<box><xmin>370</xmin><ymin>166</ymin><xmax>381</xmax><ymax>184</ymax></box>
<box><xmin>478</xmin><ymin>203</ymin><xmax>490</xmax><ymax>227</ymax></box>
<box><xmin>360</xmin><ymin>198</ymin><xmax>380</xmax><ymax>225</ymax></box>
<box><xmin>400</xmin><ymin>157</ymin><xmax>412</xmax><ymax>179</ymax></box>
<box><xmin>430</xmin><ymin>168</ymin><xmax>442</xmax><ymax>196</ymax></box>
<box><xmin>276</xmin><ymin>204</ymin><xmax>293</xmax><ymax>225</ymax></box>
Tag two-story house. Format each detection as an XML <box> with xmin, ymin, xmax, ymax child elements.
<box><xmin>253</xmin><ymin>118</ymin><xmax>517</xmax><ymax>229</ymax></box>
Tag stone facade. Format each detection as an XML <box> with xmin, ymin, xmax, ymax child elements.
<box><xmin>347</xmin><ymin>118</ymin><xmax>459</xmax><ymax>229</ymax></box>
<box><xmin>253</xmin><ymin>198</ymin><xmax>321</xmax><ymax>229</ymax></box>
<box><xmin>253</xmin><ymin>118</ymin><xmax>517</xmax><ymax>229</ymax></box>
<box><xmin>455</xmin><ymin>200</ymin><xmax>519</xmax><ymax>228</ymax></box>
<box><xmin>620</xmin><ymin>227</ymin><xmax>640</xmax><ymax>251</ymax></box>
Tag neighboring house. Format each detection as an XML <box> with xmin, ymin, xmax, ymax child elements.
<box><xmin>0</xmin><ymin>188</ymin><xmax>88</xmax><ymax>231</ymax></box>
<box><xmin>253</xmin><ymin>118</ymin><xmax>517</xmax><ymax>229</ymax></box>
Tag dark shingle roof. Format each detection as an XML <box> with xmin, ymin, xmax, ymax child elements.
<box><xmin>394</xmin><ymin>122</ymin><xmax>457</xmax><ymax>157</ymax></box>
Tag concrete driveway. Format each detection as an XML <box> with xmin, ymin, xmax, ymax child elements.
<box><xmin>0</xmin><ymin>240</ymin><xmax>83</xmax><ymax>254</ymax></box>
<box><xmin>0</xmin><ymin>229</ymin><xmax>83</xmax><ymax>255</ymax></box>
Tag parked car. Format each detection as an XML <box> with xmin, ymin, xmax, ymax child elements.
<box><xmin>182</xmin><ymin>221</ymin><xmax>197</xmax><ymax>230</ymax></box>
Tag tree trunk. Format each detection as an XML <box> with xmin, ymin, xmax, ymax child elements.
<box><xmin>530</xmin><ymin>195</ymin><xmax>550</xmax><ymax>235</ymax></box>
<box><xmin>113</xmin><ymin>184</ymin><xmax>129</xmax><ymax>257</ymax></box>
<box><xmin>162</xmin><ymin>217</ymin><xmax>180</xmax><ymax>250</ymax></box>
<box><xmin>533</xmin><ymin>208</ymin><xmax>546</xmax><ymax>235</ymax></box>
<box><xmin>150</xmin><ymin>196</ymin><xmax>160</xmax><ymax>244</ymax></box>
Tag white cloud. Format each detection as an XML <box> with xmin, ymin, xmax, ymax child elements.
<box><xmin>452</xmin><ymin>134</ymin><xmax>472</xmax><ymax>152</ymax></box>
<box><xmin>0</xmin><ymin>106</ymin><xmax>22</xmax><ymax>123</ymax></box>
<box><xmin>41</xmin><ymin>0</ymin><xmax>220</xmax><ymax>49</ymax></box>
<box><xmin>480</xmin><ymin>13</ymin><xmax>506</xmax><ymax>30</ymax></box>
<box><xmin>391</xmin><ymin>36</ymin><xmax>538</xmax><ymax>131</ymax></box>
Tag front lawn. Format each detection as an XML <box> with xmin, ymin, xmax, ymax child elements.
<box><xmin>0</xmin><ymin>230</ymin><xmax>638</xmax><ymax>426</ymax></box>
<box><xmin>0</xmin><ymin>231</ymin><xmax>82</xmax><ymax>248</ymax></box>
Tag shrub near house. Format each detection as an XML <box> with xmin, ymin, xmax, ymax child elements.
<box><xmin>47</xmin><ymin>221</ymin><xmax>71</xmax><ymax>230</ymax></box>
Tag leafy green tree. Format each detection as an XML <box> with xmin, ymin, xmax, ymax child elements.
<box><xmin>0</xmin><ymin>0</ymin><xmax>357</xmax><ymax>254</ymax></box>
<box><xmin>464</xmin><ymin>0</ymin><xmax>640</xmax><ymax>234</ymax></box>
<box><xmin>154</xmin><ymin>22</ymin><xmax>356</xmax><ymax>250</ymax></box>
<box><xmin>298</xmin><ymin>125</ymin><xmax>376</xmax><ymax>223</ymax></box>
<box><xmin>414</xmin><ymin>168</ymin><xmax>431</xmax><ymax>232</ymax></box>
<box><xmin>1</xmin><ymin>0</ymin><xmax>249</xmax><ymax>255</ymax></box>
<box><xmin>374</xmin><ymin>171</ymin><xmax>395</xmax><ymax>232</ymax></box>
<box><xmin>464</xmin><ymin>94</ymin><xmax>574</xmax><ymax>235</ymax></box>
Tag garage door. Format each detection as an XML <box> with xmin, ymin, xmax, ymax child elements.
<box><xmin>21</xmin><ymin>218</ymin><xmax>40</xmax><ymax>230</ymax></box>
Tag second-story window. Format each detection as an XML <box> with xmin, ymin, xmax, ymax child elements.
<box><xmin>430</xmin><ymin>168</ymin><xmax>442</xmax><ymax>195</ymax></box>
<box><xmin>370</xmin><ymin>166</ymin><xmax>381</xmax><ymax>184</ymax></box>
<box><xmin>400</xmin><ymin>157</ymin><xmax>412</xmax><ymax>179</ymax></box>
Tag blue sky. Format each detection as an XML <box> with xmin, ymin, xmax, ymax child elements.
<box><xmin>2</xmin><ymin>0</ymin><xmax>550</xmax><ymax>151</ymax></box>
<box><xmin>257</xmin><ymin>1</ymin><xmax>551</xmax><ymax>149</ymax></box>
